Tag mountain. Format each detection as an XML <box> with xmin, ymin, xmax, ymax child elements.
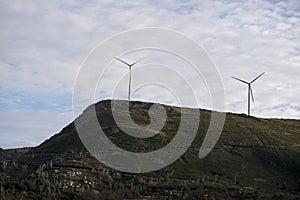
<box><xmin>0</xmin><ymin>100</ymin><xmax>299</xmax><ymax>199</ymax></box>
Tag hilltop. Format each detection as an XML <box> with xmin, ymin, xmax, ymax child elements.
<box><xmin>0</xmin><ymin>100</ymin><xmax>299</xmax><ymax>199</ymax></box>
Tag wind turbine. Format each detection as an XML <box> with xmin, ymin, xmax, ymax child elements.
<box><xmin>114</xmin><ymin>57</ymin><xmax>142</xmax><ymax>102</ymax></box>
<box><xmin>232</xmin><ymin>72</ymin><xmax>265</xmax><ymax>116</ymax></box>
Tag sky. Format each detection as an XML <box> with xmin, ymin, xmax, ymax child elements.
<box><xmin>0</xmin><ymin>0</ymin><xmax>299</xmax><ymax>149</ymax></box>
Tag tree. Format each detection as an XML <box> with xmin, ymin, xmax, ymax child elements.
<box><xmin>0</xmin><ymin>160</ymin><xmax>7</xmax><ymax>172</ymax></box>
<box><xmin>0</xmin><ymin>186</ymin><xmax>5</xmax><ymax>198</ymax></box>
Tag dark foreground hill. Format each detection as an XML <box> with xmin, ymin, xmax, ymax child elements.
<box><xmin>0</xmin><ymin>100</ymin><xmax>299</xmax><ymax>199</ymax></box>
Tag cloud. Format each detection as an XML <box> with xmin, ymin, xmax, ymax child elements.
<box><xmin>0</xmin><ymin>109</ymin><xmax>72</xmax><ymax>148</ymax></box>
<box><xmin>0</xmin><ymin>0</ymin><xmax>299</xmax><ymax>148</ymax></box>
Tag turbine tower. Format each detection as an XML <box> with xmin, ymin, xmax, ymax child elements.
<box><xmin>114</xmin><ymin>57</ymin><xmax>142</xmax><ymax>102</ymax></box>
<box><xmin>232</xmin><ymin>72</ymin><xmax>265</xmax><ymax>116</ymax></box>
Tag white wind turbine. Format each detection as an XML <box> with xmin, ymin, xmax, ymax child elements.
<box><xmin>114</xmin><ymin>57</ymin><xmax>143</xmax><ymax>102</ymax></box>
<box><xmin>232</xmin><ymin>72</ymin><xmax>265</xmax><ymax>116</ymax></box>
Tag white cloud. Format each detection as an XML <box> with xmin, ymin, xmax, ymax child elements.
<box><xmin>0</xmin><ymin>0</ymin><xmax>299</xmax><ymax>148</ymax></box>
<box><xmin>0</xmin><ymin>109</ymin><xmax>72</xmax><ymax>148</ymax></box>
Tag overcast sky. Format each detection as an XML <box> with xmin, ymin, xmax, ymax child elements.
<box><xmin>0</xmin><ymin>0</ymin><xmax>299</xmax><ymax>149</ymax></box>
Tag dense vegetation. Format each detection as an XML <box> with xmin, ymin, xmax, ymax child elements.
<box><xmin>0</xmin><ymin>100</ymin><xmax>299</xmax><ymax>199</ymax></box>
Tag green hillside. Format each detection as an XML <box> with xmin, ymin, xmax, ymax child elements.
<box><xmin>0</xmin><ymin>100</ymin><xmax>299</xmax><ymax>199</ymax></box>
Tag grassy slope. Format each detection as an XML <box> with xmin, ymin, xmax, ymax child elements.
<box><xmin>28</xmin><ymin>100</ymin><xmax>300</xmax><ymax>193</ymax></box>
<box><xmin>0</xmin><ymin>101</ymin><xmax>300</xmax><ymax>198</ymax></box>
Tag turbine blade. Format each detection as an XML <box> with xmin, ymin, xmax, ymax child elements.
<box><xmin>232</xmin><ymin>76</ymin><xmax>249</xmax><ymax>84</ymax></box>
<box><xmin>114</xmin><ymin>57</ymin><xmax>131</xmax><ymax>67</ymax></box>
<box><xmin>251</xmin><ymin>72</ymin><xmax>265</xmax><ymax>83</ymax></box>
<box><xmin>131</xmin><ymin>57</ymin><xmax>144</xmax><ymax>66</ymax></box>
<box><xmin>250</xmin><ymin>86</ymin><xmax>254</xmax><ymax>102</ymax></box>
